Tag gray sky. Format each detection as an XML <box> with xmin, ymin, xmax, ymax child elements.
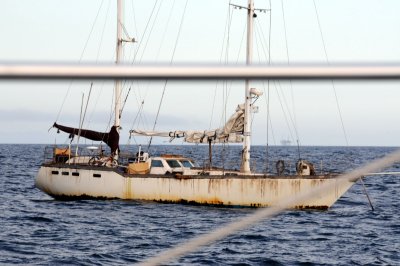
<box><xmin>1</xmin><ymin>0</ymin><xmax>400</xmax><ymax>146</ymax></box>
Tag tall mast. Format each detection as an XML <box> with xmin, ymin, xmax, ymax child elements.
<box><xmin>114</xmin><ymin>0</ymin><xmax>123</xmax><ymax>130</ymax></box>
<box><xmin>241</xmin><ymin>0</ymin><xmax>254</xmax><ymax>173</ymax></box>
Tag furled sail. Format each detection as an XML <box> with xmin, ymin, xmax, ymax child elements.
<box><xmin>130</xmin><ymin>104</ymin><xmax>245</xmax><ymax>143</ymax></box>
<box><xmin>53</xmin><ymin>123</ymin><xmax>120</xmax><ymax>154</ymax></box>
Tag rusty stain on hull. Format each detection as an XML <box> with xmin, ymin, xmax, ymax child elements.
<box><xmin>36</xmin><ymin>165</ymin><xmax>354</xmax><ymax>209</ymax></box>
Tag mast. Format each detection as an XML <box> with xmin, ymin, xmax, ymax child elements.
<box><xmin>241</xmin><ymin>0</ymin><xmax>254</xmax><ymax>173</ymax></box>
<box><xmin>114</xmin><ymin>0</ymin><xmax>123</xmax><ymax>134</ymax></box>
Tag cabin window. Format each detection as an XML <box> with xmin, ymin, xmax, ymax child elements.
<box><xmin>62</xmin><ymin>172</ymin><xmax>69</xmax><ymax>176</ymax></box>
<box><xmin>151</xmin><ymin>160</ymin><xmax>163</xmax><ymax>167</ymax></box>
<box><xmin>93</xmin><ymin>174</ymin><xmax>101</xmax><ymax>178</ymax></box>
<box><xmin>51</xmin><ymin>171</ymin><xmax>59</xmax><ymax>175</ymax></box>
<box><xmin>72</xmin><ymin>172</ymin><xmax>79</xmax><ymax>176</ymax></box>
<box><xmin>180</xmin><ymin>160</ymin><xmax>193</xmax><ymax>168</ymax></box>
<box><xmin>166</xmin><ymin>160</ymin><xmax>181</xmax><ymax>168</ymax></box>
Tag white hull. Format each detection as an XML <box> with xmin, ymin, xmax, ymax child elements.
<box><xmin>35</xmin><ymin>165</ymin><xmax>355</xmax><ymax>209</ymax></box>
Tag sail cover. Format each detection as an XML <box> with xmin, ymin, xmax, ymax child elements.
<box><xmin>131</xmin><ymin>104</ymin><xmax>245</xmax><ymax>143</ymax></box>
<box><xmin>53</xmin><ymin>123</ymin><xmax>120</xmax><ymax>153</ymax></box>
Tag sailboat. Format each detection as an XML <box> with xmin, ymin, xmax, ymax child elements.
<box><xmin>35</xmin><ymin>0</ymin><xmax>355</xmax><ymax>209</ymax></box>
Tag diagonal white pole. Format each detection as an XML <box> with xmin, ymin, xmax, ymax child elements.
<box><xmin>137</xmin><ymin>149</ymin><xmax>400</xmax><ymax>266</ymax></box>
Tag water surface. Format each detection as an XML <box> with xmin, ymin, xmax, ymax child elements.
<box><xmin>1</xmin><ymin>144</ymin><xmax>399</xmax><ymax>265</ymax></box>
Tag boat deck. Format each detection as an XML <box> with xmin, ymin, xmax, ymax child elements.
<box><xmin>42</xmin><ymin>162</ymin><xmax>341</xmax><ymax>180</ymax></box>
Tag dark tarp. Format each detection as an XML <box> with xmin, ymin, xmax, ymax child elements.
<box><xmin>53</xmin><ymin>122</ymin><xmax>119</xmax><ymax>154</ymax></box>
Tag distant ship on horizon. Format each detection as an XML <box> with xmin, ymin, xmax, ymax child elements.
<box><xmin>280</xmin><ymin>139</ymin><xmax>292</xmax><ymax>146</ymax></box>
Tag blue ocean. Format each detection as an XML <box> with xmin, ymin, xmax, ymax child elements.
<box><xmin>1</xmin><ymin>144</ymin><xmax>399</xmax><ymax>265</ymax></box>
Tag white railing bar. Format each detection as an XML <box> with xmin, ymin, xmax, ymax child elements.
<box><xmin>2</xmin><ymin>63</ymin><xmax>400</xmax><ymax>80</ymax></box>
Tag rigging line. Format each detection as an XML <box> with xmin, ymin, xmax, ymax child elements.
<box><xmin>75</xmin><ymin>88</ymin><xmax>93</xmax><ymax>156</ymax></box>
<box><xmin>54</xmin><ymin>0</ymin><xmax>105</xmax><ymax>123</ymax></box>
<box><xmin>126</xmin><ymin>0</ymin><xmax>167</xmax><ymax>115</ymax></box>
<box><xmin>121</xmin><ymin>1</ymin><xmax>138</xmax><ymax>91</ymax></box>
<box><xmin>120</xmin><ymin>87</ymin><xmax>131</xmax><ymax>116</ymax></box>
<box><xmin>254</xmin><ymin>24</ymin><xmax>264</xmax><ymax>64</ymax></box>
<box><xmin>209</xmin><ymin>79</ymin><xmax>219</xmax><ymax>129</ymax></box>
<box><xmin>222</xmin><ymin>4</ymin><xmax>233</xmax><ymax>129</ymax></box>
<box><xmin>136</xmin><ymin>89</ymin><xmax>150</xmax><ymax>130</ymax></box>
<box><xmin>219</xmin><ymin>1</ymin><xmax>234</xmax><ymax>63</ymax></box>
<box><xmin>280</xmin><ymin>0</ymin><xmax>301</xmax><ymax>154</ymax></box>
<box><xmin>133</xmin><ymin>84</ymin><xmax>148</xmax><ymax>127</ymax></box>
<box><xmin>138</xmin><ymin>1</ymin><xmax>163</xmax><ymax>63</ymax></box>
<box><xmin>147</xmin><ymin>0</ymin><xmax>189</xmax><ymax>149</ymax></box>
<box><xmin>120</xmin><ymin>20</ymin><xmax>131</xmax><ymax>40</ymax></box>
<box><xmin>128</xmin><ymin>100</ymin><xmax>145</xmax><ymax>145</ymax></box>
<box><xmin>253</xmin><ymin>8</ymin><xmax>272</xmax><ymax>61</ymax></box>
<box><xmin>267</xmin><ymin>0</ymin><xmax>272</xmax><ymax>64</ymax></box>
<box><xmin>116</xmin><ymin>84</ymin><xmax>125</xmax><ymax>122</ymax></box>
<box><xmin>138</xmin><ymin>149</ymin><xmax>400</xmax><ymax>266</ymax></box>
<box><xmin>106</xmin><ymin>84</ymin><xmax>115</xmax><ymax>132</ymax></box>
<box><xmin>209</xmin><ymin>1</ymin><xmax>233</xmax><ymax>130</ymax></box>
<box><xmin>128</xmin><ymin>88</ymin><xmax>146</xmax><ymax>133</ymax></box>
<box><xmin>266</xmin><ymin>0</ymin><xmax>272</xmax><ymax>170</ymax></box>
<box><xmin>313</xmin><ymin>0</ymin><xmax>349</xmax><ymax>146</ymax></box>
<box><xmin>77</xmin><ymin>0</ymin><xmax>105</xmax><ymax>64</ymax></box>
<box><xmin>80</xmin><ymin>84</ymin><xmax>93</xmax><ymax>130</ymax></box>
<box><xmin>128</xmin><ymin>0</ymin><xmax>139</xmax><ymax>61</ymax></box>
<box><xmin>278</xmin><ymin>81</ymin><xmax>301</xmax><ymax>142</ymax></box>
<box><xmin>264</xmin><ymin>82</ymin><xmax>276</xmax><ymax>142</ymax></box>
<box><xmin>129</xmin><ymin>100</ymin><xmax>145</xmax><ymax>134</ymax></box>
<box><xmin>262</xmin><ymin>81</ymin><xmax>276</xmax><ymax>145</ymax></box>
<box><xmin>274</xmin><ymin>81</ymin><xmax>296</xmax><ymax>144</ymax></box>
<box><xmin>218</xmin><ymin>4</ymin><xmax>247</xmax><ymax>113</ymax></box>
<box><xmin>96</xmin><ymin>0</ymin><xmax>111</xmax><ymax>62</ymax></box>
<box><xmin>131</xmin><ymin>0</ymin><xmax>159</xmax><ymax>64</ymax></box>
<box><xmin>222</xmin><ymin>5</ymin><xmax>236</xmax><ymax>129</ymax></box>
<box><xmin>254</xmin><ymin>20</ymin><xmax>268</xmax><ymax>60</ymax></box>
<box><xmin>217</xmin><ymin>4</ymin><xmax>237</xmax><ymax>129</ymax></box>
<box><xmin>76</xmin><ymin>85</ymin><xmax>94</xmax><ymax>151</ymax></box>
<box><xmin>280</xmin><ymin>0</ymin><xmax>290</xmax><ymax>64</ymax></box>
<box><xmin>85</xmin><ymin>0</ymin><xmax>110</xmax><ymax>129</ymax></box>
<box><xmin>87</xmin><ymin>81</ymin><xmax>105</xmax><ymax>127</ymax></box>
<box><xmin>155</xmin><ymin>0</ymin><xmax>176</xmax><ymax>61</ymax></box>
<box><xmin>254</xmin><ymin>24</ymin><xmax>276</xmax><ymax>149</ymax></box>
<box><xmin>225</xmin><ymin>2</ymin><xmax>234</xmax><ymax>64</ymax></box>
<box><xmin>220</xmin><ymin>14</ymin><xmax>247</xmax><ymax>128</ymax></box>
<box><xmin>253</xmin><ymin>8</ymin><xmax>274</xmax><ymax>168</ymax></box>
<box><xmin>359</xmin><ymin>176</ymin><xmax>375</xmax><ymax>211</ymax></box>
<box><xmin>87</xmin><ymin>51</ymin><xmax>115</xmax><ymax>128</ymax></box>
<box><xmin>75</xmin><ymin>92</ymin><xmax>85</xmax><ymax>156</ymax></box>
<box><xmin>253</xmin><ymin>5</ymin><xmax>296</xmax><ymax>151</ymax></box>
<box><xmin>138</xmin><ymin>0</ymin><xmax>176</xmax><ymax>107</ymax></box>
<box><xmin>130</xmin><ymin>0</ymin><xmax>139</xmax><ymax>41</ymax></box>
<box><xmin>224</xmin><ymin>15</ymin><xmax>248</xmax><ymax>115</ymax></box>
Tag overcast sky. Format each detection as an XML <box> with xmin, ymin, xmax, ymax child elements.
<box><xmin>1</xmin><ymin>0</ymin><xmax>400</xmax><ymax>146</ymax></box>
